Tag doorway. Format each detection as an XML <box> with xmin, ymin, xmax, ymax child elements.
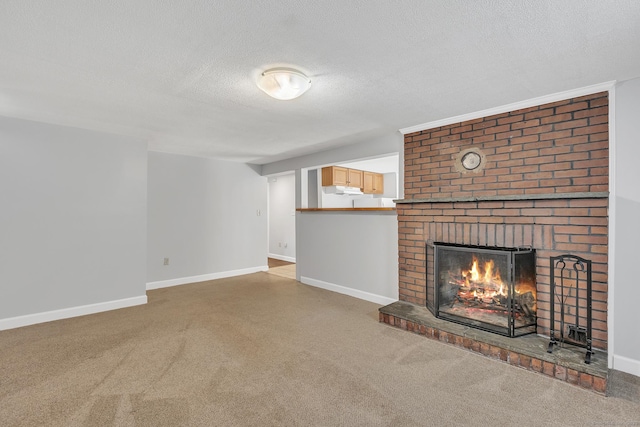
<box><xmin>267</xmin><ymin>173</ymin><xmax>296</xmax><ymax>277</ymax></box>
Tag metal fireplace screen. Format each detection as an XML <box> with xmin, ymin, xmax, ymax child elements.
<box><xmin>431</xmin><ymin>243</ymin><xmax>537</xmax><ymax>337</ymax></box>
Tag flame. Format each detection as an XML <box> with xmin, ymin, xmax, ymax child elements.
<box><xmin>515</xmin><ymin>281</ymin><xmax>537</xmax><ymax>299</ymax></box>
<box><xmin>467</xmin><ymin>260</ymin><xmax>480</xmax><ymax>282</ymax></box>
<box><xmin>452</xmin><ymin>256</ymin><xmax>537</xmax><ymax>318</ymax></box>
<box><xmin>461</xmin><ymin>257</ymin><xmax>507</xmax><ymax>298</ymax></box>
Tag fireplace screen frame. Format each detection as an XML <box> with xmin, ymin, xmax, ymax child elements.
<box><xmin>429</xmin><ymin>242</ymin><xmax>537</xmax><ymax>338</ymax></box>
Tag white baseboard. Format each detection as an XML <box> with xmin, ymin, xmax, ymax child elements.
<box><xmin>613</xmin><ymin>355</ymin><xmax>640</xmax><ymax>377</ymax></box>
<box><xmin>268</xmin><ymin>253</ymin><xmax>296</xmax><ymax>263</ymax></box>
<box><xmin>300</xmin><ymin>276</ymin><xmax>397</xmax><ymax>306</ymax></box>
<box><xmin>0</xmin><ymin>295</ymin><xmax>148</xmax><ymax>331</ymax></box>
<box><xmin>146</xmin><ymin>266</ymin><xmax>269</xmax><ymax>290</ymax></box>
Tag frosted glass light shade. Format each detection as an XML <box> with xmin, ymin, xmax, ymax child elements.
<box><xmin>257</xmin><ymin>68</ymin><xmax>311</xmax><ymax>100</ymax></box>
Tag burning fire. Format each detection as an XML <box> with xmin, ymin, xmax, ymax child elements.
<box><xmin>461</xmin><ymin>258</ymin><xmax>506</xmax><ymax>300</ymax></box>
<box><xmin>442</xmin><ymin>253</ymin><xmax>537</xmax><ymax>322</ymax></box>
<box><xmin>454</xmin><ymin>256</ymin><xmax>537</xmax><ymax>308</ymax></box>
<box><xmin>515</xmin><ymin>281</ymin><xmax>537</xmax><ymax>298</ymax></box>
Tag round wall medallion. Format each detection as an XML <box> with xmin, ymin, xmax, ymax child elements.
<box><xmin>454</xmin><ymin>148</ymin><xmax>486</xmax><ymax>173</ymax></box>
<box><xmin>461</xmin><ymin>151</ymin><xmax>482</xmax><ymax>171</ymax></box>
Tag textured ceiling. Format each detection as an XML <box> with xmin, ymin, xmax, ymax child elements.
<box><xmin>1</xmin><ymin>1</ymin><xmax>639</xmax><ymax>164</ymax></box>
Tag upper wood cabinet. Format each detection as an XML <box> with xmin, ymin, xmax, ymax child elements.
<box><xmin>348</xmin><ymin>168</ymin><xmax>363</xmax><ymax>188</ymax></box>
<box><xmin>363</xmin><ymin>171</ymin><xmax>384</xmax><ymax>194</ymax></box>
<box><xmin>322</xmin><ymin>166</ymin><xmax>362</xmax><ymax>187</ymax></box>
<box><xmin>322</xmin><ymin>166</ymin><xmax>384</xmax><ymax>194</ymax></box>
<box><xmin>322</xmin><ymin>166</ymin><xmax>348</xmax><ymax>186</ymax></box>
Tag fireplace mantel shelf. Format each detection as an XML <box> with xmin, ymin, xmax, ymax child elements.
<box><xmin>394</xmin><ymin>191</ymin><xmax>609</xmax><ymax>204</ymax></box>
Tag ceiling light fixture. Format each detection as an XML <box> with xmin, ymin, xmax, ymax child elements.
<box><xmin>256</xmin><ymin>67</ymin><xmax>311</xmax><ymax>100</ymax></box>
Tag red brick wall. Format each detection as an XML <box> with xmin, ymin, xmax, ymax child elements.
<box><xmin>398</xmin><ymin>92</ymin><xmax>609</xmax><ymax>349</ymax></box>
<box><xmin>404</xmin><ymin>92</ymin><xmax>608</xmax><ymax>199</ymax></box>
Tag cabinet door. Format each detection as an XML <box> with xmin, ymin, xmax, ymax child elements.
<box><xmin>363</xmin><ymin>172</ymin><xmax>384</xmax><ymax>194</ymax></box>
<box><xmin>373</xmin><ymin>173</ymin><xmax>384</xmax><ymax>194</ymax></box>
<box><xmin>348</xmin><ymin>169</ymin><xmax>363</xmax><ymax>188</ymax></box>
<box><xmin>322</xmin><ymin>166</ymin><xmax>349</xmax><ymax>186</ymax></box>
<box><xmin>363</xmin><ymin>171</ymin><xmax>375</xmax><ymax>193</ymax></box>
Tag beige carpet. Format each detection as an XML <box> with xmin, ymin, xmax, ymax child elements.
<box><xmin>1</xmin><ymin>272</ymin><xmax>639</xmax><ymax>426</ymax></box>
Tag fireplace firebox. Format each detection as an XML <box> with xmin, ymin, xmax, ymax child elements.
<box><xmin>429</xmin><ymin>243</ymin><xmax>537</xmax><ymax>337</ymax></box>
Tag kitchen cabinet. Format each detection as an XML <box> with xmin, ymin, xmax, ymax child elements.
<box><xmin>363</xmin><ymin>171</ymin><xmax>384</xmax><ymax>194</ymax></box>
<box><xmin>348</xmin><ymin>168</ymin><xmax>363</xmax><ymax>188</ymax></box>
<box><xmin>322</xmin><ymin>166</ymin><xmax>385</xmax><ymax>194</ymax></box>
<box><xmin>322</xmin><ymin>166</ymin><xmax>348</xmax><ymax>186</ymax></box>
<box><xmin>322</xmin><ymin>166</ymin><xmax>363</xmax><ymax>188</ymax></box>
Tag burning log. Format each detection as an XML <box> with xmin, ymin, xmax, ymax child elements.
<box><xmin>443</xmin><ymin>260</ymin><xmax>536</xmax><ymax>320</ymax></box>
<box><xmin>454</xmin><ymin>296</ymin><xmax>510</xmax><ymax>313</ymax></box>
<box><xmin>516</xmin><ymin>291</ymin><xmax>536</xmax><ymax>318</ymax></box>
<box><xmin>493</xmin><ymin>295</ymin><xmax>508</xmax><ymax>306</ymax></box>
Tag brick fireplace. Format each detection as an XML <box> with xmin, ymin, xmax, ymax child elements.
<box><xmin>380</xmin><ymin>91</ymin><xmax>610</xmax><ymax>392</ymax></box>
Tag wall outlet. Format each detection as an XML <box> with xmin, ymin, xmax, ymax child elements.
<box><xmin>256</xmin><ymin>209</ymin><xmax>261</xmax><ymax>216</ymax></box>
<box><xmin>284</xmin><ymin>243</ymin><xmax>288</xmax><ymax>248</ymax></box>
<box><xmin>163</xmin><ymin>257</ymin><xmax>169</xmax><ymax>266</ymax></box>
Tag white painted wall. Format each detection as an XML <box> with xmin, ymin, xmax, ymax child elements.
<box><xmin>296</xmin><ymin>211</ymin><xmax>398</xmax><ymax>305</ymax></box>
<box><xmin>261</xmin><ymin>133</ymin><xmax>402</xmax><ymax>304</ymax></box>
<box><xmin>0</xmin><ymin>116</ymin><xmax>147</xmax><ymax>328</ymax></box>
<box><xmin>321</xmin><ymin>192</ymin><xmax>357</xmax><ymax>208</ymax></box>
<box><xmin>147</xmin><ymin>152</ymin><xmax>268</xmax><ymax>288</ymax></box>
<box><xmin>260</xmin><ymin>132</ymin><xmax>403</xmax><ymax>176</ymax></box>
<box><xmin>612</xmin><ymin>77</ymin><xmax>640</xmax><ymax>376</ymax></box>
<box><xmin>339</xmin><ymin>155</ymin><xmax>400</xmax><ymax>175</ymax></box>
<box><xmin>268</xmin><ymin>173</ymin><xmax>296</xmax><ymax>262</ymax></box>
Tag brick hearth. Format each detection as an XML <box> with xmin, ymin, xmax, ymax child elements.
<box><xmin>379</xmin><ymin>301</ymin><xmax>608</xmax><ymax>394</ymax></box>
<box><xmin>382</xmin><ymin>91</ymin><xmax>610</xmax><ymax>392</ymax></box>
